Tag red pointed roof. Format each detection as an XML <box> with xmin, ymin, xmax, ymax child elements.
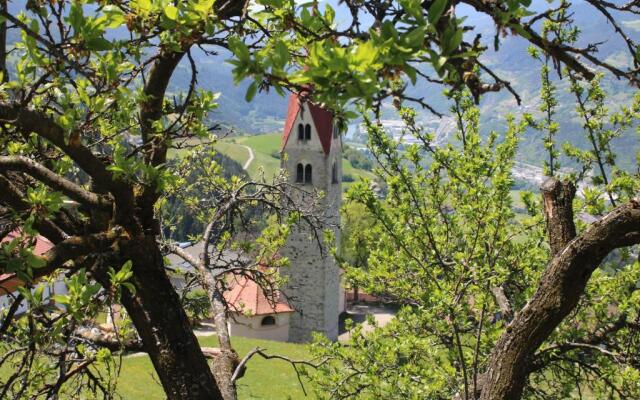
<box><xmin>224</xmin><ymin>274</ymin><xmax>293</xmax><ymax>316</ymax></box>
<box><xmin>281</xmin><ymin>93</ymin><xmax>334</xmax><ymax>155</ymax></box>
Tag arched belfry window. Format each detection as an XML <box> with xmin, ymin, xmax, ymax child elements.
<box><xmin>332</xmin><ymin>162</ymin><xmax>338</xmax><ymax>184</ymax></box>
<box><xmin>261</xmin><ymin>316</ymin><xmax>276</xmax><ymax>326</ymax></box>
<box><xmin>296</xmin><ymin>163</ymin><xmax>304</xmax><ymax>183</ymax></box>
<box><xmin>305</xmin><ymin>164</ymin><xmax>312</xmax><ymax>184</ymax></box>
<box><xmin>304</xmin><ymin>124</ymin><xmax>311</xmax><ymax>141</ymax></box>
<box><xmin>297</xmin><ymin>123</ymin><xmax>304</xmax><ymax>141</ymax></box>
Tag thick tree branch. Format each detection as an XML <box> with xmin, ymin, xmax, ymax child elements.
<box><xmin>0</xmin><ymin>293</ymin><xmax>23</xmax><ymax>336</ymax></box>
<box><xmin>0</xmin><ymin>229</ymin><xmax>123</xmax><ymax>281</ymax></box>
<box><xmin>480</xmin><ymin>186</ymin><xmax>640</xmax><ymax>399</ymax></box>
<box><xmin>0</xmin><ymin>174</ymin><xmax>68</xmax><ymax>243</ymax></box>
<box><xmin>74</xmin><ymin>325</ymin><xmax>144</xmax><ymax>353</ymax></box>
<box><xmin>166</xmin><ymin>237</ymin><xmax>238</xmax><ymax>400</ymax></box>
<box><xmin>0</xmin><ymin>103</ymin><xmax>131</xmax><ymax>203</ymax></box>
<box><xmin>0</xmin><ymin>0</ymin><xmax>7</xmax><ymax>82</ymax></box>
<box><xmin>490</xmin><ymin>285</ymin><xmax>513</xmax><ymax>321</ymax></box>
<box><xmin>0</xmin><ymin>156</ymin><xmax>112</xmax><ymax>210</ymax></box>
<box><xmin>541</xmin><ymin>178</ymin><xmax>577</xmax><ymax>256</ymax></box>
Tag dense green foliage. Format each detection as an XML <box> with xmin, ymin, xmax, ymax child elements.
<box><xmin>307</xmin><ymin>85</ymin><xmax>640</xmax><ymax>398</ymax></box>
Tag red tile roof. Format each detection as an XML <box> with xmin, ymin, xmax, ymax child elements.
<box><xmin>281</xmin><ymin>92</ymin><xmax>334</xmax><ymax>155</ymax></box>
<box><xmin>224</xmin><ymin>274</ymin><xmax>293</xmax><ymax>316</ymax></box>
<box><xmin>0</xmin><ymin>273</ymin><xmax>22</xmax><ymax>295</ymax></box>
<box><xmin>0</xmin><ymin>230</ymin><xmax>54</xmax><ymax>295</ymax></box>
<box><xmin>1</xmin><ymin>230</ymin><xmax>54</xmax><ymax>255</ymax></box>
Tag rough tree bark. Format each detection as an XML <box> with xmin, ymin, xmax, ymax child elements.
<box><xmin>99</xmin><ymin>237</ymin><xmax>223</xmax><ymax>400</ymax></box>
<box><xmin>541</xmin><ymin>179</ymin><xmax>577</xmax><ymax>255</ymax></box>
<box><xmin>168</xmin><ymin>218</ymin><xmax>240</xmax><ymax>400</ymax></box>
<box><xmin>479</xmin><ymin>179</ymin><xmax>640</xmax><ymax>400</ymax></box>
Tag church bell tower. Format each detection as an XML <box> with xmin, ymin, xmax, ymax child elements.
<box><xmin>280</xmin><ymin>93</ymin><xmax>342</xmax><ymax>342</ymax></box>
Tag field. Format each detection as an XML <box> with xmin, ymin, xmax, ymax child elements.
<box><xmin>116</xmin><ymin>335</ymin><xmax>314</xmax><ymax>399</ymax></box>
<box><xmin>1</xmin><ymin>335</ymin><xmax>315</xmax><ymax>400</ymax></box>
<box><xmin>217</xmin><ymin>133</ymin><xmax>378</xmax><ymax>191</ymax></box>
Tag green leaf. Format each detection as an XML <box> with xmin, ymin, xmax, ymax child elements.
<box><xmin>33</xmin><ymin>285</ymin><xmax>45</xmax><ymax>302</ymax></box>
<box><xmin>245</xmin><ymin>81</ymin><xmax>258</xmax><ymax>102</ymax></box>
<box><xmin>194</xmin><ymin>0</ymin><xmax>215</xmax><ymax>14</ymax></box>
<box><xmin>444</xmin><ymin>29</ymin><xmax>463</xmax><ymax>54</ymax></box>
<box><xmin>86</xmin><ymin>37</ymin><xmax>112</xmax><ymax>51</ymax></box>
<box><xmin>405</xmin><ymin>65</ymin><xmax>418</xmax><ymax>85</ymax></box>
<box><xmin>399</xmin><ymin>0</ymin><xmax>423</xmax><ymax>21</ymax></box>
<box><xmin>51</xmin><ymin>294</ymin><xmax>70</xmax><ymax>305</ymax></box>
<box><xmin>68</xmin><ymin>3</ymin><xmax>84</xmax><ymax>32</ymax></box>
<box><xmin>164</xmin><ymin>5</ymin><xmax>178</xmax><ymax>20</ymax></box>
<box><xmin>101</xmin><ymin>5</ymin><xmax>126</xmax><ymax>28</ymax></box>
<box><xmin>123</xmin><ymin>282</ymin><xmax>137</xmax><ymax>295</ymax></box>
<box><xmin>135</xmin><ymin>0</ymin><xmax>152</xmax><ymax>14</ymax></box>
<box><xmin>428</xmin><ymin>0</ymin><xmax>448</xmax><ymax>24</ymax></box>
<box><xmin>325</xmin><ymin>4</ymin><xmax>335</xmax><ymax>24</ymax></box>
<box><xmin>228</xmin><ymin>37</ymin><xmax>250</xmax><ymax>61</ymax></box>
<box><xmin>404</xmin><ymin>26</ymin><xmax>425</xmax><ymax>48</ymax></box>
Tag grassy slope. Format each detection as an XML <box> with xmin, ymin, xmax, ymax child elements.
<box><xmin>0</xmin><ymin>336</ymin><xmax>313</xmax><ymax>399</ymax></box>
<box><xmin>219</xmin><ymin>133</ymin><xmax>377</xmax><ymax>191</ymax></box>
<box><xmin>115</xmin><ymin>336</ymin><xmax>314</xmax><ymax>399</ymax></box>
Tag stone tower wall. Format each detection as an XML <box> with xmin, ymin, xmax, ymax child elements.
<box><xmin>280</xmin><ymin>103</ymin><xmax>342</xmax><ymax>342</ymax></box>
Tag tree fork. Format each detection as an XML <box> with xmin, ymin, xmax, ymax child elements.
<box><xmin>479</xmin><ymin>179</ymin><xmax>640</xmax><ymax>400</ymax></box>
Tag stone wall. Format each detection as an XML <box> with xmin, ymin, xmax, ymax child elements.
<box><xmin>280</xmin><ymin>103</ymin><xmax>342</xmax><ymax>343</ymax></box>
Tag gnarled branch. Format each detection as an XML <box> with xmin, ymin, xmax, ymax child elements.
<box><xmin>480</xmin><ymin>181</ymin><xmax>640</xmax><ymax>399</ymax></box>
<box><xmin>0</xmin><ymin>156</ymin><xmax>112</xmax><ymax>210</ymax></box>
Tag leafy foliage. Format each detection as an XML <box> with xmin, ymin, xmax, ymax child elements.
<box><xmin>308</xmin><ymin>89</ymin><xmax>640</xmax><ymax>398</ymax></box>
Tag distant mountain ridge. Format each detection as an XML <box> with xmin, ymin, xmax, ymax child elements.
<box><xmin>7</xmin><ymin>1</ymin><xmax>639</xmax><ymax>168</ymax></box>
<box><xmin>189</xmin><ymin>1</ymin><xmax>639</xmax><ymax>169</ymax></box>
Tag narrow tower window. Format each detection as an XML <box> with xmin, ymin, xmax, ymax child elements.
<box><xmin>333</xmin><ymin>123</ymin><xmax>339</xmax><ymax>139</ymax></box>
<box><xmin>332</xmin><ymin>162</ymin><xmax>338</xmax><ymax>184</ymax></box>
<box><xmin>305</xmin><ymin>164</ymin><xmax>312</xmax><ymax>184</ymax></box>
<box><xmin>297</xmin><ymin>123</ymin><xmax>304</xmax><ymax>141</ymax></box>
<box><xmin>304</xmin><ymin>124</ymin><xmax>311</xmax><ymax>141</ymax></box>
<box><xmin>296</xmin><ymin>163</ymin><xmax>304</xmax><ymax>183</ymax></box>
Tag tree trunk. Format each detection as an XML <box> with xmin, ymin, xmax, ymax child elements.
<box><xmin>94</xmin><ymin>236</ymin><xmax>223</xmax><ymax>400</ymax></box>
<box><xmin>202</xmin><ymin>220</ymin><xmax>239</xmax><ymax>400</ymax></box>
<box><xmin>479</xmin><ymin>181</ymin><xmax>640</xmax><ymax>400</ymax></box>
<box><xmin>207</xmin><ymin>284</ymin><xmax>238</xmax><ymax>400</ymax></box>
<box><xmin>541</xmin><ymin>179</ymin><xmax>576</xmax><ymax>256</ymax></box>
<box><xmin>167</xmin><ymin>227</ymin><xmax>240</xmax><ymax>400</ymax></box>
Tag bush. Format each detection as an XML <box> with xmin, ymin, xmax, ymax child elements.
<box><xmin>342</xmin><ymin>174</ymin><xmax>355</xmax><ymax>182</ymax></box>
<box><xmin>343</xmin><ymin>146</ymin><xmax>374</xmax><ymax>171</ymax></box>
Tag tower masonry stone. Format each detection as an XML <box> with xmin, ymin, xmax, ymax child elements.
<box><xmin>279</xmin><ymin>93</ymin><xmax>342</xmax><ymax>342</ymax></box>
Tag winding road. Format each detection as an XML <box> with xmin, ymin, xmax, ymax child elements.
<box><xmin>241</xmin><ymin>145</ymin><xmax>254</xmax><ymax>170</ymax></box>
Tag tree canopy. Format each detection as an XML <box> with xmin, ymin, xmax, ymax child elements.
<box><xmin>0</xmin><ymin>1</ymin><xmax>639</xmax><ymax>399</ymax></box>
